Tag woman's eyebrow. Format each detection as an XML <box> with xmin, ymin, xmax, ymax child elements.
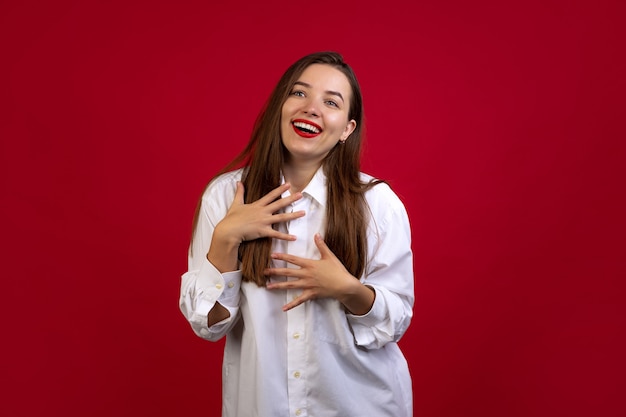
<box><xmin>293</xmin><ymin>81</ymin><xmax>345</xmax><ymax>103</ymax></box>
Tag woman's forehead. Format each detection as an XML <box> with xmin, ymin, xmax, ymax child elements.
<box><xmin>295</xmin><ymin>64</ymin><xmax>352</xmax><ymax>95</ymax></box>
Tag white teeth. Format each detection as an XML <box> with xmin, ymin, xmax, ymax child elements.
<box><xmin>293</xmin><ymin>121</ymin><xmax>320</xmax><ymax>134</ymax></box>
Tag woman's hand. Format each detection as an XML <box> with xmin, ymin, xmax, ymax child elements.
<box><xmin>265</xmin><ymin>234</ymin><xmax>375</xmax><ymax>314</ymax></box>
<box><xmin>208</xmin><ymin>182</ymin><xmax>305</xmax><ymax>273</ymax></box>
<box><xmin>216</xmin><ymin>181</ymin><xmax>305</xmax><ymax>244</ymax></box>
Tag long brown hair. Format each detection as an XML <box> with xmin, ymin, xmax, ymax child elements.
<box><xmin>193</xmin><ymin>51</ymin><xmax>381</xmax><ymax>285</ymax></box>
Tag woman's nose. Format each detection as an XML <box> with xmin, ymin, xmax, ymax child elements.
<box><xmin>303</xmin><ymin>100</ymin><xmax>320</xmax><ymax>117</ymax></box>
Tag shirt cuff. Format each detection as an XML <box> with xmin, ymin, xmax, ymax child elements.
<box><xmin>346</xmin><ymin>286</ymin><xmax>386</xmax><ymax>326</ymax></box>
<box><xmin>196</xmin><ymin>258</ymin><xmax>242</xmax><ymax>325</ymax></box>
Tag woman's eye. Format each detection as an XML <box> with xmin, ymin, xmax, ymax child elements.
<box><xmin>325</xmin><ymin>100</ymin><xmax>338</xmax><ymax>107</ymax></box>
<box><xmin>292</xmin><ymin>90</ymin><xmax>305</xmax><ymax>97</ymax></box>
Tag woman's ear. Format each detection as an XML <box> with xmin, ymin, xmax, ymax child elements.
<box><xmin>340</xmin><ymin>119</ymin><xmax>357</xmax><ymax>142</ymax></box>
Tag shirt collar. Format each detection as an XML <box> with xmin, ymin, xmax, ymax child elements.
<box><xmin>280</xmin><ymin>166</ymin><xmax>327</xmax><ymax>208</ymax></box>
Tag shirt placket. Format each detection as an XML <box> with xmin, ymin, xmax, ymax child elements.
<box><xmin>286</xmin><ymin>197</ymin><xmax>308</xmax><ymax>417</ymax></box>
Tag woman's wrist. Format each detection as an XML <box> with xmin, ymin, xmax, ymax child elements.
<box><xmin>213</xmin><ymin>222</ymin><xmax>243</xmax><ymax>248</ymax></box>
<box><xmin>338</xmin><ymin>277</ymin><xmax>375</xmax><ymax>316</ymax></box>
<box><xmin>207</xmin><ymin>225</ymin><xmax>241</xmax><ymax>273</ymax></box>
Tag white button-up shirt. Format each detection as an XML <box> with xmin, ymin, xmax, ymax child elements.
<box><xmin>180</xmin><ymin>167</ymin><xmax>414</xmax><ymax>417</ymax></box>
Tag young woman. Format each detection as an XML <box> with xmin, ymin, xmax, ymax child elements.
<box><xmin>180</xmin><ymin>51</ymin><xmax>414</xmax><ymax>417</ymax></box>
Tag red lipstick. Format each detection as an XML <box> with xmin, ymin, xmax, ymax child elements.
<box><xmin>292</xmin><ymin>119</ymin><xmax>322</xmax><ymax>138</ymax></box>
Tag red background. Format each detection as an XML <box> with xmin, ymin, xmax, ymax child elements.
<box><xmin>2</xmin><ymin>1</ymin><xmax>624</xmax><ymax>416</ymax></box>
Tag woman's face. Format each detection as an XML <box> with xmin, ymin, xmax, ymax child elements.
<box><xmin>280</xmin><ymin>64</ymin><xmax>356</xmax><ymax>167</ymax></box>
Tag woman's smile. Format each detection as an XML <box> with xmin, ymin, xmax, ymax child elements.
<box><xmin>292</xmin><ymin>119</ymin><xmax>322</xmax><ymax>138</ymax></box>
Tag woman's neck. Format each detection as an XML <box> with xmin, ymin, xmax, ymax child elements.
<box><xmin>282</xmin><ymin>161</ymin><xmax>321</xmax><ymax>194</ymax></box>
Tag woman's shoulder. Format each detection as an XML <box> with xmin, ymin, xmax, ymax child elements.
<box><xmin>360</xmin><ymin>172</ymin><xmax>407</xmax><ymax>214</ymax></box>
<box><xmin>204</xmin><ymin>168</ymin><xmax>243</xmax><ymax>195</ymax></box>
<box><xmin>360</xmin><ymin>172</ymin><xmax>394</xmax><ymax>197</ymax></box>
<box><xmin>211</xmin><ymin>168</ymin><xmax>245</xmax><ymax>186</ymax></box>
<box><xmin>202</xmin><ymin>168</ymin><xmax>245</xmax><ymax>199</ymax></box>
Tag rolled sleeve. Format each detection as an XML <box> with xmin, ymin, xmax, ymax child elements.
<box><xmin>347</xmin><ymin>285</ymin><xmax>413</xmax><ymax>349</ymax></box>
<box><xmin>180</xmin><ymin>257</ymin><xmax>243</xmax><ymax>341</ymax></box>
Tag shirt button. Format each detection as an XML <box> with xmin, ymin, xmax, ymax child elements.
<box><xmin>215</xmin><ymin>284</ymin><xmax>223</xmax><ymax>289</ymax></box>
<box><xmin>293</xmin><ymin>332</ymin><xmax>300</xmax><ymax>339</ymax></box>
<box><xmin>227</xmin><ymin>282</ymin><xmax>234</xmax><ymax>288</ymax></box>
<box><xmin>293</xmin><ymin>371</ymin><xmax>301</xmax><ymax>378</ymax></box>
<box><xmin>295</xmin><ymin>409</ymin><xmax>302</xmax><ymax>416</ymax></box>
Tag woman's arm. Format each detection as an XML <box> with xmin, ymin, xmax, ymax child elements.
<box><xmin>180</xmin><ymin>175</ymin><xmax>306</xmax><ymax>338</ymax></box>
<box><xmin>179</xmin><ymin>173</ymin><xmax>243</xmax><ymax>341</ymax></box>
<box><xmin>346</xmin><ymin>183</ymin><xmax>414</xmax><ymax>349</ymax></box>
